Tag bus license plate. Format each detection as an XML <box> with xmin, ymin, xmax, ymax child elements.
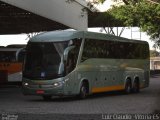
<box><xmin>36</xmin><ymin>90</ymin><xmax>44</xmax><ymax>94</ymax></box>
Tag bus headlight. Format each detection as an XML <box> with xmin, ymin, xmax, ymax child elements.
<box><xmin>23</xmin><ymin>82</ymin><xmax>29</xmax><ymax>86</ymax></box>
<box><xmin>53</xmin><ymin>82</ymin><xmax>63</xmax><ymax>87</ymax></box>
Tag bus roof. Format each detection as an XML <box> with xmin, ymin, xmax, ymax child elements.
<box><xmin>29</xmin><ymin>30</ymin><xmax>148</xmax><ymax>44</ymax></box>
<box><xmin>30</xmin><ymin>30</ymin><xmax>83</xmax><ymax>42</ymax></box>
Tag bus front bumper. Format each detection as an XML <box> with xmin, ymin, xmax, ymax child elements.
<box><xmin>22</xmin><ymin>81</ymin><xmax>64</xmax><ymax>96</ymax></box>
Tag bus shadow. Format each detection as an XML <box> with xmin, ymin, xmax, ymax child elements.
<box><xmin>87</xmin><ymin>91</ymin><xmax>126</xmax><ymax>99</ymax></box>
<box><xmin>28</xmin><ymin>91</ymin><xmax>129</xmax><ymax>102</ymax></box>
<box><xmin>150</xmin><ymin>74</ymin><xmax>160</xmax><ymax>78</ymax></box>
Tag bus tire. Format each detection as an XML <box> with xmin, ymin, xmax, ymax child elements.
<box><xmin>132</xmin><ymin>80</ymin><xmax>140</xmax><ymax>93</ymax></box>
<box><xmin>124</xmin><ymin>79</ymin><xmax>132</xmax><ymax>94</ymax></box>
<box><xmin>79</xmin><ymin>82</ymin><xmax>88</xmax><ymax>99</ymax></box>
<box><xmin>42</xmin><ymin>95</ymin><xmax>52</xmax><ymax>101</ymax></box>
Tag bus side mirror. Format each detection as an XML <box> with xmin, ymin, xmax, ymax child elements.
<box><xmin>17</xmin><ymin>48</ymin><xmax>26</xmax><ymax>62</ymax></box>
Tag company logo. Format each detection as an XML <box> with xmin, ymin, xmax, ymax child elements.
<box><xmin>1</xmin><ymin>113</ymin><xmax>18</xmax><ymax>120</ymax></box>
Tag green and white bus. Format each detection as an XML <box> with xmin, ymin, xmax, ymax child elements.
<box><xmin>22</xmin><ymin>30</ymin><xmax>149</xmax><ymax>100</ymax></box>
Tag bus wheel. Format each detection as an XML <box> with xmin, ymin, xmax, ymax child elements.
<box><xmin>124</xmin><ymin>79</ymin><xmax>132</xmax><ymax>94</ymax></box>
<box><xmin>132</xmin><ymin>80</ymin><xmax>140</xmax><ymax>93</ymax></box>
<box><xmin>42</xmin><ymin>95</ymin><xmax>52</xmax><ymax>100</ymax></box>
<box><xmin>79</xmin><ymin>82</ymin><xmax>88</xmax><ymax>99</ymax></box>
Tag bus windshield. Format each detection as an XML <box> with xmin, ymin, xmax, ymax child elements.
<box><xmin>23</xmin><ymin>42</ymin><xmax>69</xmax><ymax>80</ymax></box>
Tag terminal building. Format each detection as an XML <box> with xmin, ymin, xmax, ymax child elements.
<box><xmin>150</xmin><ymin>57</ymin><xmax>160</xmax><ymax>70</ymax></box>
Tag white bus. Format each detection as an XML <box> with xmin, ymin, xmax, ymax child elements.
<box><xmin>22</xmin><ymin>30</ymin><xmax>150</xmax><ymax>100</ymax></box>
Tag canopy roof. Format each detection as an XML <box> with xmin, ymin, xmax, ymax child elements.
<box><xmin>0</xmin><ymin>1</ymin><xmax>124</xmax><ymax>35</ymax></box>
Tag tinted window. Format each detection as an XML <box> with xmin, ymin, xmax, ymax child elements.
<box><xmin>23</xmin><ymin>42</ymin><xmax>68</xmax><ymax>80</ymax></box>
<box><xmin>0</xmin><ymin>51</ymin><xmax>16</xmax><ymax>62</ymax></box>
<box><xmin>81</xmin><ymin>39</ymin><xmax>149</xmax><ymax>61</ymax></box>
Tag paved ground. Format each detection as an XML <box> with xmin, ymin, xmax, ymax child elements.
<box><xmin>0</xmin><ymin>75</ymin><xmax>160</xmax><ymax>120</ymax></box>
